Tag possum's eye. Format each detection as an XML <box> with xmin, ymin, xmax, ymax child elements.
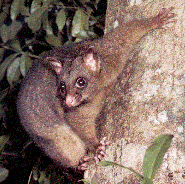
<box><xmin>60</xmin><ymin>81</ymin><xmax>66</xmax><ymax>93</ymax></box>
<box><xmin>76</xmin><ymin>77</ymin><xmax>87</xmax><ymax>88</ymax></box>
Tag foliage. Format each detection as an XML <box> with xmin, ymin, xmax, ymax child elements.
<box><xmin>98</xmin><ymin>134</ymin><xmax>173</xmax><ymax>184</ymax></box>
<box><xmin>0</xmin><ymin>0</ymin><xmax>106</xmax><ymax>88</ymax></box>
<box><xmin>0</xmin><ymin>0</ymin><xmax>106</xmax><ymax>183</ymax></box>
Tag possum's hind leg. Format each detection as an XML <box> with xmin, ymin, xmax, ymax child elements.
<box><xmin>35</xmin><ymin>124</ymin><xmax>86</xmax><ymax>168</ymax></box>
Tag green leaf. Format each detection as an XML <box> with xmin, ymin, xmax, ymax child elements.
<box><xmin>46</xmin><ymin>34</ymin><xmax>62</xmax><ymax>47</ymax></box>
<box><xmin>0</xmin><ymin>21</ymin><xmax>22</xmax><ymax>43</ymax></box>
<box><xmin>42</xmin><ymin>0</ymin><xmax>57</xmax><ymax>6</ymax></box>
<box><xmin>7</xmin><ymin>56</ymin><xmax>21</xmax><ymax>86</ymax></box>
<box><xmin>19</xmin><ymin>53</ymin><xmax>32</xmax><ymax>76</ymax></box>
<box><xmin>72</xmin><ymin>8</ymin><xmax>89</xmax><ymax>37</ymax></box>
<box><xmin>20</xmin><ymin>5</ymin><xmax>29</xmax><ymax>16</ymax></box>
<box><xmin>38</xmin><ymin>171</ymin><xmax>50</xmax><ymax>184</ymax></box>
<box><xmin>26</xmin><ymin>5</ymin><xmax>48</xmax><ymax>32</ymax></box>
<box><xmin>141</xmin><ymin>177</ymin><xmax>153</xmax><ymax>184</ymax></box>
<box><xmin>0</xmin><ymin>48</ymin><xmax>4</xmax><ymax>62</ymax></box>
<box><xmin>93</xmin><ymin>0</ymin><xmax>101</xmax><ymax>9</ymax></box>
<box><xmin>79</xmin><ymin>0</ymin><xmax>91</xmax><ymax>4</ymax></box>
<box><xmin>0</xmin><ymin>135</ymin><xmax>9</xmax><ymax>152</ymax></box>
<box><xmin>74</xmin><ymin>38</ymin><xmax>84</xmax><ymax>43</ymax></box>
<box><xmin>0</xmin><ymin>24</ymin><xmax>9</xmax><ymax>43</ymax></box>
<box><xmin>0</xmin><ymin>167</ymin><xmax>9</xmax><ymax>183</ymax></box>
<box><xmin>43</xmin><ymin>12</ymin><xmax>53</xmax><ymax>35</ymax></box>
<box><xmin>98</xmin><ymin>161</ymin><xmax>114</xmax><ymax>166</ymax></box>
<box><xmin>56</xmin><ymin>9</ymin><xmax>66</xmax><ymax>32</ymax></box>
<box><xmin>0</xmin><ymin>6</ymin><xmax>9</xmax><ymax>26</ymax></box>
<box><xmin>10</xmin><ymin>0</ymin><xmax>25</xmax><ymax>21</ymax></box>
<box><xmin>74</xmin><ymin>31</ymin><xmax>97</xmax><ymax>40</ymax></box>
<box><xmin>142</xmin><ymin>134</ymin><xmax>173</xmax><ymax>180</ymax></box>
<box><xmin>32</xmin><ymin>167</ymin><xmax>39</xmax><ymax>181</ymax></box>
<box><xmin>30</xmin><ymin>0</ymin><xmax>42</xmax><ymax>14</ymax></box>
<box><xmin>0</xmin><ymin>53</ymin><xmax>19</xmax><ymax>82</ymax></box>
<box><xmin>11</xmin><ymin>40</ymin><xmax>22</xmax><ymax>52</ymax></box>
<box><xmin>95</xmin><ymin>0</ymin><xmax>101</xmax><ymax>4</ymax></box>
<box><xmin>0</xmin><ymin>88</ymin><xmax>9</xmax><ymax>102</ymax></box>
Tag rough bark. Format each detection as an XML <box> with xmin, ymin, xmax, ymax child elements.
<box><xmin>85</xmin><ymin>0</ymin><xmax>185</xmax><ymax>183</ymax></box>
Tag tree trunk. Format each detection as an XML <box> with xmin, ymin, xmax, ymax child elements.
<box><xmin>85</xmin><ymin>0</ymin><xmax>185</xmax><ymax>183</ymax></box>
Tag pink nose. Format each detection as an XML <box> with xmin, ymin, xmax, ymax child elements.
<box><xmin>66</xmin><ymin>95</ymin><xmax>74</xmax><ymax>107</ymax></box>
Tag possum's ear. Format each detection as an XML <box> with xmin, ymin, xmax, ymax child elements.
<box><xmin>45</xmin><ymin>57</ymin><xmax>62</xmax><ymax>75</ymax></box>
<box><xmin>83</xmin><ymin>47</ymin><xmax>100</xmax><ymax>73</ymax></box>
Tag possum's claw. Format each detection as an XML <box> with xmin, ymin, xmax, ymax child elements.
<box><xmin>78</xmin><ymin>137</ymin><xmax>111</xmax><ymax>169</ymax></box>
<box><xmin>78</xmin><ymin>156</ymin><xmax>91</xmax><ymax>170</ymax></box>
<box><xmin>94</xmin><ymin>137</ymin><xmax>111</xmax><ymax>164</ymax></box>
<box><xmin>78</xmin><ymin>162</ymin><xmax>87</xmax><ymax>170</ymax></box>
<box><xmin>153</xmin><ymin>7</ymin><xmax>177</xmax><ymax>29</ymax></box>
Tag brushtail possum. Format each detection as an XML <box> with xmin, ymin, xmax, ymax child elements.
<box><xmin>17</xmin><ymin>8</ymin><xmax>175</xmax><ymax>168</ymax></box>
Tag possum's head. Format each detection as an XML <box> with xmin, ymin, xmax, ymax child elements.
<box><xmin>46</xmin><ymin>47</ymin><xmax>102</xmax><ymax>108</ymax></box>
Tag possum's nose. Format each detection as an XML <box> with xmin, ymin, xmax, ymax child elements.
<box><xmin>66</xmin><ymin>95</ymin><xmax>75</xmax><ymax>107</ymax></box>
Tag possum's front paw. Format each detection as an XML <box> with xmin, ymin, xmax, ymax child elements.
<box><xmin>78</xmin><ymin>156</ymin><xmax>92</xmax><ymax>170</ymax></box>
<box><xmin>77</xmin><ymin>137</ymin><xmax>111</xmax><ymax>170</ymax></box>
<box><xmin>153</xmin><ymin>7</ymin><xmax>176</xmax><ymax>29</ymax></box>
<box><xmin>94</xmin><ymin>137</ymin><xmax>111</xmax><ymax>164</ymax></box>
